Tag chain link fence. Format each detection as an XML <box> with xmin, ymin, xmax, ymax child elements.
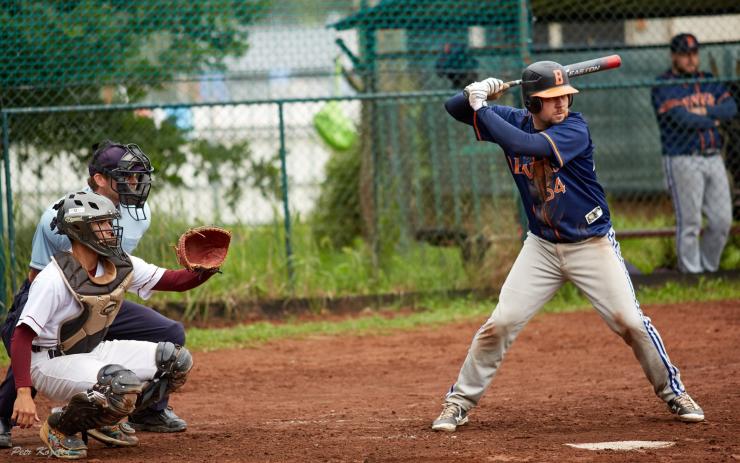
<box><xmin>1</xmin><ymin>1</ymin><xmax>739</xmax><ymax>310</ymax></box>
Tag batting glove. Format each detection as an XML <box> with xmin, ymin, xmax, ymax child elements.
<box><xmin>464</xmin><ymin>81</ymin><xmax>489</xmax><ymax>111</ymax></box>
<box><xmin>481</xmin><ymin>77</ymin><xmax>509</xmax><ymax>100</ymax></box>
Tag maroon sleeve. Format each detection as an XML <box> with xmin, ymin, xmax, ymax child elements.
<box><xmin>152</xmin><ymin>268</ymin><xmax>216</xmax><ymax>292</ymax></box>
<box><xmin>10</xmin><ymin>323</ymin><xmax>36</xmax><ymax>389</ymax></box>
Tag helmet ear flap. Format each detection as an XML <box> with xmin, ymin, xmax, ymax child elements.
<box><xmin>568</xmin><ymin>94</ymin><xmax>574</xmax><ymax>107</ymax></box>
<box><xmin>525</xmin><ymin>96</ymin><xmax>542</xmax><ymax>114</ymax></box>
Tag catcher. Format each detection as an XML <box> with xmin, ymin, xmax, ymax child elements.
<box><xmin>1</xmin><ymin>140</ymin><xmax>188</xmax><ymax>449</ymax></box>
<box><xmin>9</xmin><ymin>191</ymin><xmax>230</xmax><ymax>459</ymax></box>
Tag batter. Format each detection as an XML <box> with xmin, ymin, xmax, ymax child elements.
<box><xmin>431</xmin><ymin>60</ymin><xmax>704</xmax><ymax>432</ymax></box>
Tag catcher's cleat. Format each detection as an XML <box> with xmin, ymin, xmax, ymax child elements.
<box><xmin>40</xmin><ymin>419</ymin><xmax>88</xmax><ymax>460</ymax></box>
<box><xmin>87</xmin><ymin>422</ymin><xmax>139</xmax><ymax>447</ymax></box>
<box><xmin>0</xmin><ymin>417</ymin><xmax>12</xmax><ymax>448</ymax></box>
<box><xmin>432</xmin><ymin>402</ymin><xmax>468</xmax><ymax>432</ymax></box>
<box><xmin>668</xmin><ymin>392</ymin><xmax>704</xmax><ymax>422</ymax></box>
<box><xmin>129</xmin><ymin>407</ymin><xmax>187</xmax><ymax>433</ymax></box>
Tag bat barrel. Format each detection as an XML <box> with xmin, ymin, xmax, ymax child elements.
<box><xmin>565</xmin><ymin>54</ymin><xmax>622</xmax><ymax>77</ymax></box>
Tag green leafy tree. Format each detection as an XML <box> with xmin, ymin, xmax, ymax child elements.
<box><xmin>0</xmin><ymin>0</ymin><xmax>278</xmax><ymax>202</ymax></box>
<box><xmin>0</xmin><ymin>0</ymin><xmax>271</xmax><ymax>106</ymax></box>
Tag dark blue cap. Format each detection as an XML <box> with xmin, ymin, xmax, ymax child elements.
<box><xmin>88</xmin><ymin>141</ymin><xmax>127</xmax><ymax>176</ymax></box>
<box><xmin>670</xmin><ymin>33</ymin><xmax>699</xmax><ymax>54</ymax></box>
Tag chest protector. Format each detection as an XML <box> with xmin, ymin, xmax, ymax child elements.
<box><xmin>52</xmin><ymin>252</ymin><xmax>134</xmax><ymax>355</ymax></box>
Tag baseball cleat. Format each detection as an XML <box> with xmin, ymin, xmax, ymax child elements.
<box><xmin>129</xmin><ymin>406</ymin><xmax>187</xmax><ymax>432</ymax></box>
<box><xmin>87</xmin><ymin>422</ymin><xmax>139</xmax><ymax>447</ymax></box>
<box><xmin>432</xmin><ymin>402</ymin><xmax>468</xmax><ymax>432</ymax></box>
<box><xmin>0</xmin><ymin>417</ymin><xmax>12</xmax><ymax>448</ymax></box>
<box><xmin>39</xmin><ymin>419</ymin><xmax>88</xmax><ymax>460</ymax></box>
<box><xmin>668</xmin><ymin>392</ymin><xmax>704</xmax><ymax>422</ymax></box>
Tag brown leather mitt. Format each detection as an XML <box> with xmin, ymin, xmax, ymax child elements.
<box><xmin>175</xmin><ymin>226</ymin><xmax>231</xmax><ymax>272</ymax></box>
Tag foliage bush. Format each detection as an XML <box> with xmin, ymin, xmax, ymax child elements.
<box><xmin>311</xmin><ymin>144</ymin><xmax>363</xmax><ymax>250</ymax></box>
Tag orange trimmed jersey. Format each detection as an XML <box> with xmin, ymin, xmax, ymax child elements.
<box><xmin>468</xmin><ymin>103</ymin><xmax>611</xmax><ymax>243</ymax></box>
<box><xmin>651</xmin><ymin>70</ymin><xmax>735</xmax><ymax>155</ymax></box>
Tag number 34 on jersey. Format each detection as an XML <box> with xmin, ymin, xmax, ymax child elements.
<box><xmin>509</xmin><ymin>156</ymin><xmax>567</xmax><ymax>202</ymax></box>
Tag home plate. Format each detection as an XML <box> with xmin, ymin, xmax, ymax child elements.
<box><xmin>565</xmin><ymin>441</ymin><xmax>676</xmax><ymax>451</ymax></box>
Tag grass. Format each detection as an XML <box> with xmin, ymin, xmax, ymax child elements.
<box><xmin>2</xmin><ymin>276</ymin><xmax>737</xmax><ymax>367</ymax></box>
<box><xmin>9</xmin><ymin>195</ymin><xmax>739</xmax><ymax>314</ymax></box>
<box><xmin>9</xmin><ymin>215</ymin><xmax>475</xmax><ymax>320</ymax></box>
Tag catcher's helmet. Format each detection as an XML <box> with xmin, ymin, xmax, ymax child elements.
<box><xmin>521</xmin><ymin>61</ymin><xmax>579</xmax><ymax>113</ymax></box>
<box><xmin>51</xmin><ymin>191</ymin><xmax>125</xmax><ymax>259</ymax></box>
<box><xmin>89</xmin><ymin>140</ymin><xmax>153</xmax><ymax>220</ymax></box>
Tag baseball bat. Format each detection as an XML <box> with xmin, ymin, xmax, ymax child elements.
<box><xmin>464</xmin><ymin>54</ymin><xmax>622</xmax><ymax>96</ymax></box>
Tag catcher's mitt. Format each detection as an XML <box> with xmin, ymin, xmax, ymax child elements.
<box><xmin>175</xmin><ymin>226</ymin><xmax>231</xmax><ymax>272</ymax></box>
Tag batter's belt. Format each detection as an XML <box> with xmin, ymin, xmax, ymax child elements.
<box><xmin>684</xmin><ymin>148</ymin><xmax>721</xmax><ymax>157</ymax></box>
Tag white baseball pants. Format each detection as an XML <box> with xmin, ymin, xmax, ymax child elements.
<box><xmin>444</xmin><ymin>229</ymin><xmax>685</xmax><ymax>411</ymax></box>
<box><xmin>663</xmin><ymin>154</ymin><xmax>732</xmax><ymax>273</ymax></box>
<box><xmin>30</xmin><ymin>340</ymin><xmax>159</xmax><ymax>403</ymax></box>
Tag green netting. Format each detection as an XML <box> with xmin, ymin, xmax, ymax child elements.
<box><xmin>0</xmin><ymin>0</ymin><xmax>739</xmax><ymax>306</ymax></box>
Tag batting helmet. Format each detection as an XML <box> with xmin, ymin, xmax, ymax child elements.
<box><xmin>51</xmin><ymin>191</ymin><xmax>125</xmax><ymax>259</ymax></box>
<box><xmin>521</xmin><ymin>61</ymin><xmax>579</xmax><ymax>114</ymax></box>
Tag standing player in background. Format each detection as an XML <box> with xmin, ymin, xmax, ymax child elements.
<box><xmin>0</xmin><ymin>141</ymin><xmax>187</xmax><ymax>449</ymax></box>
<box><xmin>651</xmin><ymin>33</ymin><xmax>737</xmax><ymax>273</ymax></box>
<box><xmin>431</xmin><ymin>61</ymin><xmax>704</xmax><ymax>432</ymax></box>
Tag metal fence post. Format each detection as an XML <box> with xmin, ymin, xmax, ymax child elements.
<box><xmin>0</xmin><ymin>112</ymin><xmax>8</xmax><ymax>311</ymax></box>
<box><xmin>277</xmin><ymin>101</ymin><xmax>295</xmax><ymax>288</ymax></box>
<box><xmin>3</xmin><ymin>112</ymin><xmax>16</xmax><ymax>296</ymax></box>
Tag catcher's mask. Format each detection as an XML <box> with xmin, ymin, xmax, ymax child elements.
<box><xmin>89</xmin><ymin>140</ymin><xmax>153</xmax><ymax>220</ymax></box>
<box><xmin>51</xmin><ymin>191</ymin><xmax>125</xmax><ymax>259</ymax></box>
<box><xmin>521</xmin><ymin>61</ymin><xmax>579</xmax><ymax>114</ymax></box>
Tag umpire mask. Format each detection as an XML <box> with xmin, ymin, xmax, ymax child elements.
<box><xmin>90</xmin><ymin>141</ymin><xmax>153</xmax><ymax>220</ymax></box>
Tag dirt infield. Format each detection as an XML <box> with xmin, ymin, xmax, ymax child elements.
<box><xmin>7</xmin><ymin>300</ymin><xmax>740</xmax><ymax>462</ymax></box>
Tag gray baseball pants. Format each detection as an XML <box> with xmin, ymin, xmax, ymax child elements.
<box><xmin>663</xmin><ymin>154</ymin><xmax>732</xmax><ymax>273</ymax></box>
<box><xmin>444</xmin><ymin>229</ymin><xmax>685</xmax><ymax>411</ymax></box>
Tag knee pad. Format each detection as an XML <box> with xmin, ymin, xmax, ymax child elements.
<box><xmin>50</xmin><ymin>364</ymin><xmax>142</xmax><ymax>435</ymax></box>
<box><xmin>155</xmin><ymin>341</ymin><xmax>193</xmax><ymax>390</ymax></box>
<box><xmin>137</xmin><ymin>342</ymin><xmax>193</xmax><ymax>410</ymax></box>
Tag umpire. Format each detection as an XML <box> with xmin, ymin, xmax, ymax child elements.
<box><xmin>651</xmin><ymin>33</ymin><xmax>737</xmax><ymax>273</ymax></box>
<box><xmin>0</xmin><ymin>141</ymin><xmax>188</xmax><ymax>448</ymax></box>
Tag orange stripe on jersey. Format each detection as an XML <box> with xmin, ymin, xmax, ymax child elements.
<box><xmin>473</xmin><ymin>112</ymin><xmax>482</xmax><ymax>140</ymax></box>
<box><xmin>541</xmin><ymin>204</ymin><xmax>561</xmax><ymax>241</ymax></box>
<box><xmin>539</xmin><ymin>132</ymin><xmax>564</xmax><ymax>167</ymax></box>
<box><xmin>658</xmin><ymin>98</ymin><xmax>685</xmax><ymax>114</ymax></box>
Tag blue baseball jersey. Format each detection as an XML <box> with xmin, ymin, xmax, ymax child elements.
<box><xmin>446</xmin><ymin>94</ymin><xmax>611</xmax><ymax>243</ymax></box>
<box><xmin>30</xmin><ymin>187</ymin><xmax>151</xmax><ymax>270</ymax></box>
<box><xmin>651</xmin><ymin>71</ymin><xmax>737</xmax><ymax>156</ymax></box>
